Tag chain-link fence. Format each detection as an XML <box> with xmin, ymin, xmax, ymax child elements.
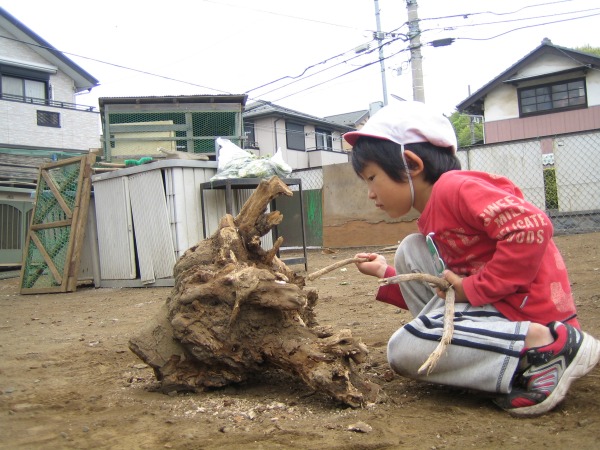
<box><xmin>289</xmin><ymin>167</ymin><xmax>323</xmax><ymax>191</ymax></box>
<box><xmin>458</xmin><ymin>129</ymin><xmax>600</xmax><ymax>234</ymax></box>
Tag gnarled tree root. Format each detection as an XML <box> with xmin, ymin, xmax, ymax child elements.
<box><xmin>128</xmin><ymin>176</ymin><xmax>379</xmax><ymax>407</ymax></box>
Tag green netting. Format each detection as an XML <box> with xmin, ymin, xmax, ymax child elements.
<box><xmin>22</xmin><ymin>159</ymin><xmax>82</xmax><ymax>291</ymax></box>
<box><xmin>191</xmin><ymin>111</ymin><xmax>237</xmax><ymax>152</ymax></box>
<box><xmin>33</xmin><ymin>166</ymin><xmax>80</xmax><ymax>224</ymax></box>
<box><xmin>21</xmin><ymin>224</ymin><xmax>71</xmax><ymax>289</ymax></box>
<box><xmin>106</xmin><ymin>110</ymin><xmax>239</xmax><ymax>156</ymax></box>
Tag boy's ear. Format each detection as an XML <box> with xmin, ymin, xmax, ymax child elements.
<box><xmin>403</xmin><ymin>150</ymin><xmax>425</xmax><ymax>175</ymax></box>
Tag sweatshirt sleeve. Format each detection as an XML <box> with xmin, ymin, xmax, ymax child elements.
<box><xmin>375</xmin><ymin>266</ymin><xmax>408</xmax><ymax>310</ymax></box>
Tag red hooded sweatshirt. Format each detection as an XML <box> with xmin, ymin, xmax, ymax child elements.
<box><xmin>377</xmin><ymin>170</ymin><xmax>578</xmax><ymax>328</ymax></box>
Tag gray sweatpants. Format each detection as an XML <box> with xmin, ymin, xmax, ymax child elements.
<box><xmin>387</xmin><ymin>233</ymin><xmax>528</xmax><ymax>394</ymax></box>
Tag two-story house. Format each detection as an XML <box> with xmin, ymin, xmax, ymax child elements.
<box><xmin>242</xmin><ymin>100</ymin><xmax>354</xmax><ymax>170</ymax></box>
<box><xmin>0</xmin><ymin>7</ymin><xmax>100</xmax><ymax>265</ymax></box>
<box><xmin>457</xmin><ymin>38</ymin><xmax>600</xmax><ymax>144</ymax></box>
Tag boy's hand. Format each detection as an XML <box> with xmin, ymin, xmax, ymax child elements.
<box><xmin>437</xmin><ymin>270</ymin><xmax>469</xmax><ymax>303</ymax></box>
<box><xmin>354</xmin><ymin>253</ymin><xmax>388</xmax><ymax>279</ymax></box>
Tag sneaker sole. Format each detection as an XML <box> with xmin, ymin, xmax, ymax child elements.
<box><xmin>507</xmin><ymin>332</ymin><xmax>600</xmax><ymax>417</ymax></box>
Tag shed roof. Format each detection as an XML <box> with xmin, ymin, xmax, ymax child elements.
<box><xmin>98</xmin><ymin>94</ymin><xmax>248</xmax><ymax>109</ymax></box>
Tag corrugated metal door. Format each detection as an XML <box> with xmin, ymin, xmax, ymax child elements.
<box><xmin>94</xmin><ymin>177</ymin><xmax>136</xmax><ymax>280</ymax></box>
<box><xmin>128</xmin><ymin>170</ymin><xmax>176</xmax><ymax>284</ymax></box>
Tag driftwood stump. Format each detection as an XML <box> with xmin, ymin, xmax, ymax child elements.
<box><xmin>129</xmin><ymin>176</ymin><xmax>379</xmax><ymax>407</ymax></box>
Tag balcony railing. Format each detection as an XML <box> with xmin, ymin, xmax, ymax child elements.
<box><xmin>0</xmin><ymin>93</ymin><xmax>97</xmax><ymax>112</ymax></box>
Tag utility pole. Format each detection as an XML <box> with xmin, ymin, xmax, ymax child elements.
<box><xmin>374</xmin><ymin>0</ymin><xmax>388</xmax><ymax>105</ymax></box>
<box><xmin>406</xmin><ymin>0</ymin><xmax>425</xmax><ymax>102</ymax></box>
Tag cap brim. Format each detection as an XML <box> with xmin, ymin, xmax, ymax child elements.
<box><xmin>343</xmin><ymin>130</ymin><xmax>388</xmax><ymax>146</ymax></box>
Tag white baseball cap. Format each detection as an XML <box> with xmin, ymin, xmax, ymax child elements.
<box><xmin>343</xmin><ymin>101</ymin><xmax>457</xmax><ymax>154</ymax></box>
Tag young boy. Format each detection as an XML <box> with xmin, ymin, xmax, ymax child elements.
<box><xmin>344</xmin><ymin>101</ymin><xmax>600</xmax><ymax>416</ymax></box>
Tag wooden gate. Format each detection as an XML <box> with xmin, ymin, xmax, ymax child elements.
<box><xmin>20</xmin><ymin>153</ymin><xmax>95</xmax><ymax>294</ymax></box>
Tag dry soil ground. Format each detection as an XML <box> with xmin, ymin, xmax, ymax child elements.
<box><xmin>1</xmin><ymin>233</ymin><xmax>599</xmax><ymax>450</ymax></box>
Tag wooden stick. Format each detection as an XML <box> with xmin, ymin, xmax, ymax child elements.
<box><xmin>379</xmin><ymin>273</ymin><xmax>455</xmax><ymax>375</ymax></box>
<box><xmin>379</xmin><ymin>272</ymin><xmax>450</xmax><ymax>291</ymax></box>
<box><xmin>306</xmin><ymin>257</ymin><xmax>369</xmax><ymax>281</ymax></box>
<box><xmin>97</xmin><ymin>162</ymin><xmax>126</xmax><ymax>168</ymax></box>
<box><xmin>418</xmin><ymin>287</ymin><xmax>455</xmax><ymax>375</ymax></box>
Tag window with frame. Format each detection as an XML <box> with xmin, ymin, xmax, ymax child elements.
<box><xmin>285</xmin><ymin>121</ymin><xmax>305</xmax><ymax>150</ymax></box>
<box><xmin>0</xmin><ymin>65</ymin><xmax>49</xmax><ymax>103</ymax></box>
<box><xmin>315</xmin><ymin>128</ymin><xmax>333</xmax><ymax>150</ymax></box>
<box><xmin>518</xmin><ymin>78</ymin><xmax>586</xmax><ymax>116</ymax></box>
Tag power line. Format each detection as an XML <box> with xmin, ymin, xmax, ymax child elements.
<box><xmin>0</xmin><ymin>34</ymin><xmax>232</xmax><ymax>95</ymax></box>
<box><xmin>251</xmin><ymin>8</ymin><xmax>600</xmax><ymax>105</ymax></box>
<box><xmin>243</xmin><ymin>40</ymin><xmax>377</xmax><ymax>95</ymax></box>
<box><xmin>247</xmin><ymin>35</ymin><xmax>408</xmax><ymax>98</ymax></box>
<box><xmin>421</xmin><ymin>7</ymin><xmax>600</xmax><ymax>34</ymax></box>
<box><xmin>3</xmin><ymin>3</ymin><xmax>597</xmax><ymax>113</ymax></box>
<box><xmin>270</xmin><ymin>46</ymin><xmax>412</xmax><ymax>103</ymax></box>
<box><xmin>198</xmin><ymin>0</ymin><xmax>375</xmax><ymax>32</ymax></box>
<box><xmin>248</xmin><ymin>5</ymin><xmax>599</xmax><ymax>104</ymax></box>
<box><xmin>420</xmin><ymin>0</ymin><xmax>577</xmax><ymax>21</ymax></box>
<box><xmin>453</xmin><ymin>11</ymin><xmax>600</xmax><ymax>41</ymax></box>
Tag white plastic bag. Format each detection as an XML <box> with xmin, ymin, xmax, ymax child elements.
<box><xmin>210</xmin><ymin>138</ymin><xmax>292</xmax><ymax>181</ymax></box>
<box><xmin>270</xmin><ymin>148</ymin><xmax>292</xmax><ymax>177</ymax></box>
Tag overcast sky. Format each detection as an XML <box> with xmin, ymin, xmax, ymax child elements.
<box><xmin>2</xmin><ymin>0</ymin><xmax>599</xmax><ymax>117</ymax></box>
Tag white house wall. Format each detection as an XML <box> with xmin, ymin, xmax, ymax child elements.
<box><xmin>483</xmin><ymin>85</ymin><xmax>520</xmax><ymax>122</ymax></box>
<box><xmin>309</xmin><ymin>150</ymin><xmax>348</xmax><ymax>167</ymax></box>
<box><xmin>253</xmin><ymin>117</ymin><xmax>277</xmax><ymax>156</ymax></box>
<box><xmin>0</xmin><ymin>22</ymin><xmax>101</xmax><ymax>151</ymax></box>
<box><xmin>520</xmin><ymin>53</ymin><xmax>585</xmax><ymax>78</ymax></box>
<box><xmin>0</xmin><ymin>100</ymin><xmax>100</xmax><ymax>150</ymax></box>
<box><xmin>1</xmin><ymin>24</ymin><xmax>78</xmax><ymax>104</ymax></box>
<box><xmin>251</xmin><ymin>117</ymin><xmax>347</xmax><ymax>170</ymax></box>
<box><xmin>585</xmin><ymin>70</ymin><xmax>600</xmax><ymax>105</ymax></box>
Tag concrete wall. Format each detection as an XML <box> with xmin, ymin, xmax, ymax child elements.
<box><xmin>321</xmin><ymin>162</ymin><xmax>418</xmax><ymax>248</ymax></box>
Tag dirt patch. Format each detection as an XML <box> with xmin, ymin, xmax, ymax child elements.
<box><xmin>1</xmin><ymin>233</ymin><xmax>599</xmax><ymax>449</ymax></box>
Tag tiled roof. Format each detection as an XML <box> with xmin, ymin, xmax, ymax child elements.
<box><xmin>324</xmin><ymin>110</ymin><xmax>369</xmax><ymax>127</ymax></box>
<box><xmin>243</xmin><ymin>101</ymin><xmax>354</xmax><ymax>131</ymax></box>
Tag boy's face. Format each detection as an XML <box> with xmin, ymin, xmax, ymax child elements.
<box><xmin>358</xmin><ymin>161</ymin><xmax>413</xmax><ymax>218</ymax></box>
